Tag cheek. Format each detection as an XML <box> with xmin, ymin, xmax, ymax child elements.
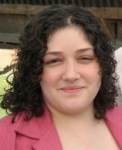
<box><xmin>91</xmin><ymin>69</ymin><xmax>101</xmax><ymax>79</ymax></box>
<box><xmin>41</xmin><ymin>70</ymin><xmax>61</xmax><ymax>87</ymax></box>
<box><xmin>83</xmin><ymin>65</ymin><xmax>101</xmax><ymax>78</ymax></box>
<box><xmin>84</xmin><ymin>66</ymin><xmax>101</xmax><ymax>83</ymax></box>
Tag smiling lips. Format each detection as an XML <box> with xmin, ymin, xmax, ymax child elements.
<box><xmin>60</xmin><ymin>86</ymin><xmax>85</xmax><ymax>93</ymax></box>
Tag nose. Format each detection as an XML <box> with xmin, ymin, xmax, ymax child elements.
<box><xmin>62</xmin><ymin>61</ymin><xmax>80</xmax><ymax>82</ymax></box>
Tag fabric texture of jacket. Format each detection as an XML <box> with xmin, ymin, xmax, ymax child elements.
<box><xmin>0</xmin><ymin>106</ymin><xmax>122</xmax><ymax>150</ymax></box>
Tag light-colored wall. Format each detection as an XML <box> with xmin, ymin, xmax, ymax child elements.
<box><xmin>115</xmin><ymin>47</ymin><xmax>122</xmax><ymax>104</ymax></box>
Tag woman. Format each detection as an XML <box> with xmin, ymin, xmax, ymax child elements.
<box><xmin>0</xmin><ymin>5</ymin><xmax>122</xmax><ymax>150</ymax></box>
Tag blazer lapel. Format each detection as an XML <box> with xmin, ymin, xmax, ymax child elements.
<box><xmin>32</xmin><ymin>122</ymin><xmax>62</xmax><ymax>150</ymax></box>
<box><xmin>15</xmin><ymin>107</ymin><xmax>63</xmax><ymax>150</ymax></box>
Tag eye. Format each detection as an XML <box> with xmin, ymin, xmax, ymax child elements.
<box><xmin>78</xmin><ymin>56</ymin><xmax>95</xmax><ymax>64</ymax></box>
<box><xmin>44</xmin><ymin>58</ymin><xmax>63</xmax><ymax>66</ymax></box>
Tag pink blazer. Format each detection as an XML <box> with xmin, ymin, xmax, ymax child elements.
<box><xmin>0</xmin><ymin>106</ymin><xmax>122</xmax><ymax>150</ymax></box>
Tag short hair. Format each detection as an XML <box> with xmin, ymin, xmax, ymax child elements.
<box><xmin>1</xmin><ymin>5</ymin><xmax>118</xmax><ymax>121</ymax></box>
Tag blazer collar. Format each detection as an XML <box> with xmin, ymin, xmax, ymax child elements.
<box><xmin>15</xmin><ymin>107</ymin><xmax>63</xmax><ymax>150</ymax></box>
<box><xmin>14</xmin><ymin>106</ymin><xmax>122</xmax><ymax>149</ymax></box>
<box><xmin>105</xmin><ymin>106</ymin><xmax>122</xmax><ymax>149</ymax></box>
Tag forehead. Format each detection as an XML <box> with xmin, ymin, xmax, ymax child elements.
<box><xmin>48</xmin><ymin>26</ymin><xmax>88</xmax><ymax>42</ymax></box>
<box><xmin>46</xmin><ymin>26</ymin><xmax>93</xmax><ymax>54</ymax></box>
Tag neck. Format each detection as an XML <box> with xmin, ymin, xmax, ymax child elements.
<box><xmin>49</xmin><ymin>106</ymin><xmax>100</xmax><ymax>132</ymax></box>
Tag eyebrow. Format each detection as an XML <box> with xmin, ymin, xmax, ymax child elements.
<box><xmin>45</xmin><ymin>48</ymin><xmax>94</xmax><ymax>56</ymax></box>
<box><xmin>76</xmin><ymin>48</ymin><xmax>94</xmax><ymax>53</ymax></box>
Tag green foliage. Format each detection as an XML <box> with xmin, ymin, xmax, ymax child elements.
<box><xmin>0</xmin><ymin>72</ymin><xmax>12</xmax><ymax>118</ymax></box>
<box><xmin>0</xmin><ymin>75</ymin><xmax>8</xmax><ymax>94</ymax></box>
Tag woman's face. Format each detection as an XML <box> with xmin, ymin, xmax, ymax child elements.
<box><xmin>40</xmin><ymin>26</ymin><xmax>101</xmax><ymax>116</ymax></box>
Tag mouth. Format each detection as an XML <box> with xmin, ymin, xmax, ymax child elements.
<box><xmin>59</xmin><ymin>86</ymin><xmax>85</xmax><ymax>94</ymax></box>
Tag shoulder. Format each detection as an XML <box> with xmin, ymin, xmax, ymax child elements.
<box><xmin>106</xmin><ymin>106</ymin><xmax>122</xmax><ymax>117</ymax></box>
<box><xmin>0</xmin><ymin>115</ymin><xmax>17</xmax><ymax>149</ymax></box>
<box><xmin>0</xmin><ymin>113</ymin><xmax>23</xmax><ymax>137</ymax></box>
<box><xmin>0</xmin><ymin>114</ymin><xmax>13</xmax><ymax>127</ymax></box>
<box><xmin>105</xmin><ymin>106</ymin><xmax>122</xmax><ymax>147</ymax></box>
<box><xmin>105</xmin><ymin>106</ymin><xmax>122</xmax><ymax>125</ymax></box>
<box><xmin>0</xmin><ymin>115</ymin><xmax>15</xmax><ymax>135</ymax></box>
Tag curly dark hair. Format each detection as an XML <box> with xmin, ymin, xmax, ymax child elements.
<box><xmin>0</xmin><ymin>5</ymin><xmax>118</xmax><ymax>121</ymax></box>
